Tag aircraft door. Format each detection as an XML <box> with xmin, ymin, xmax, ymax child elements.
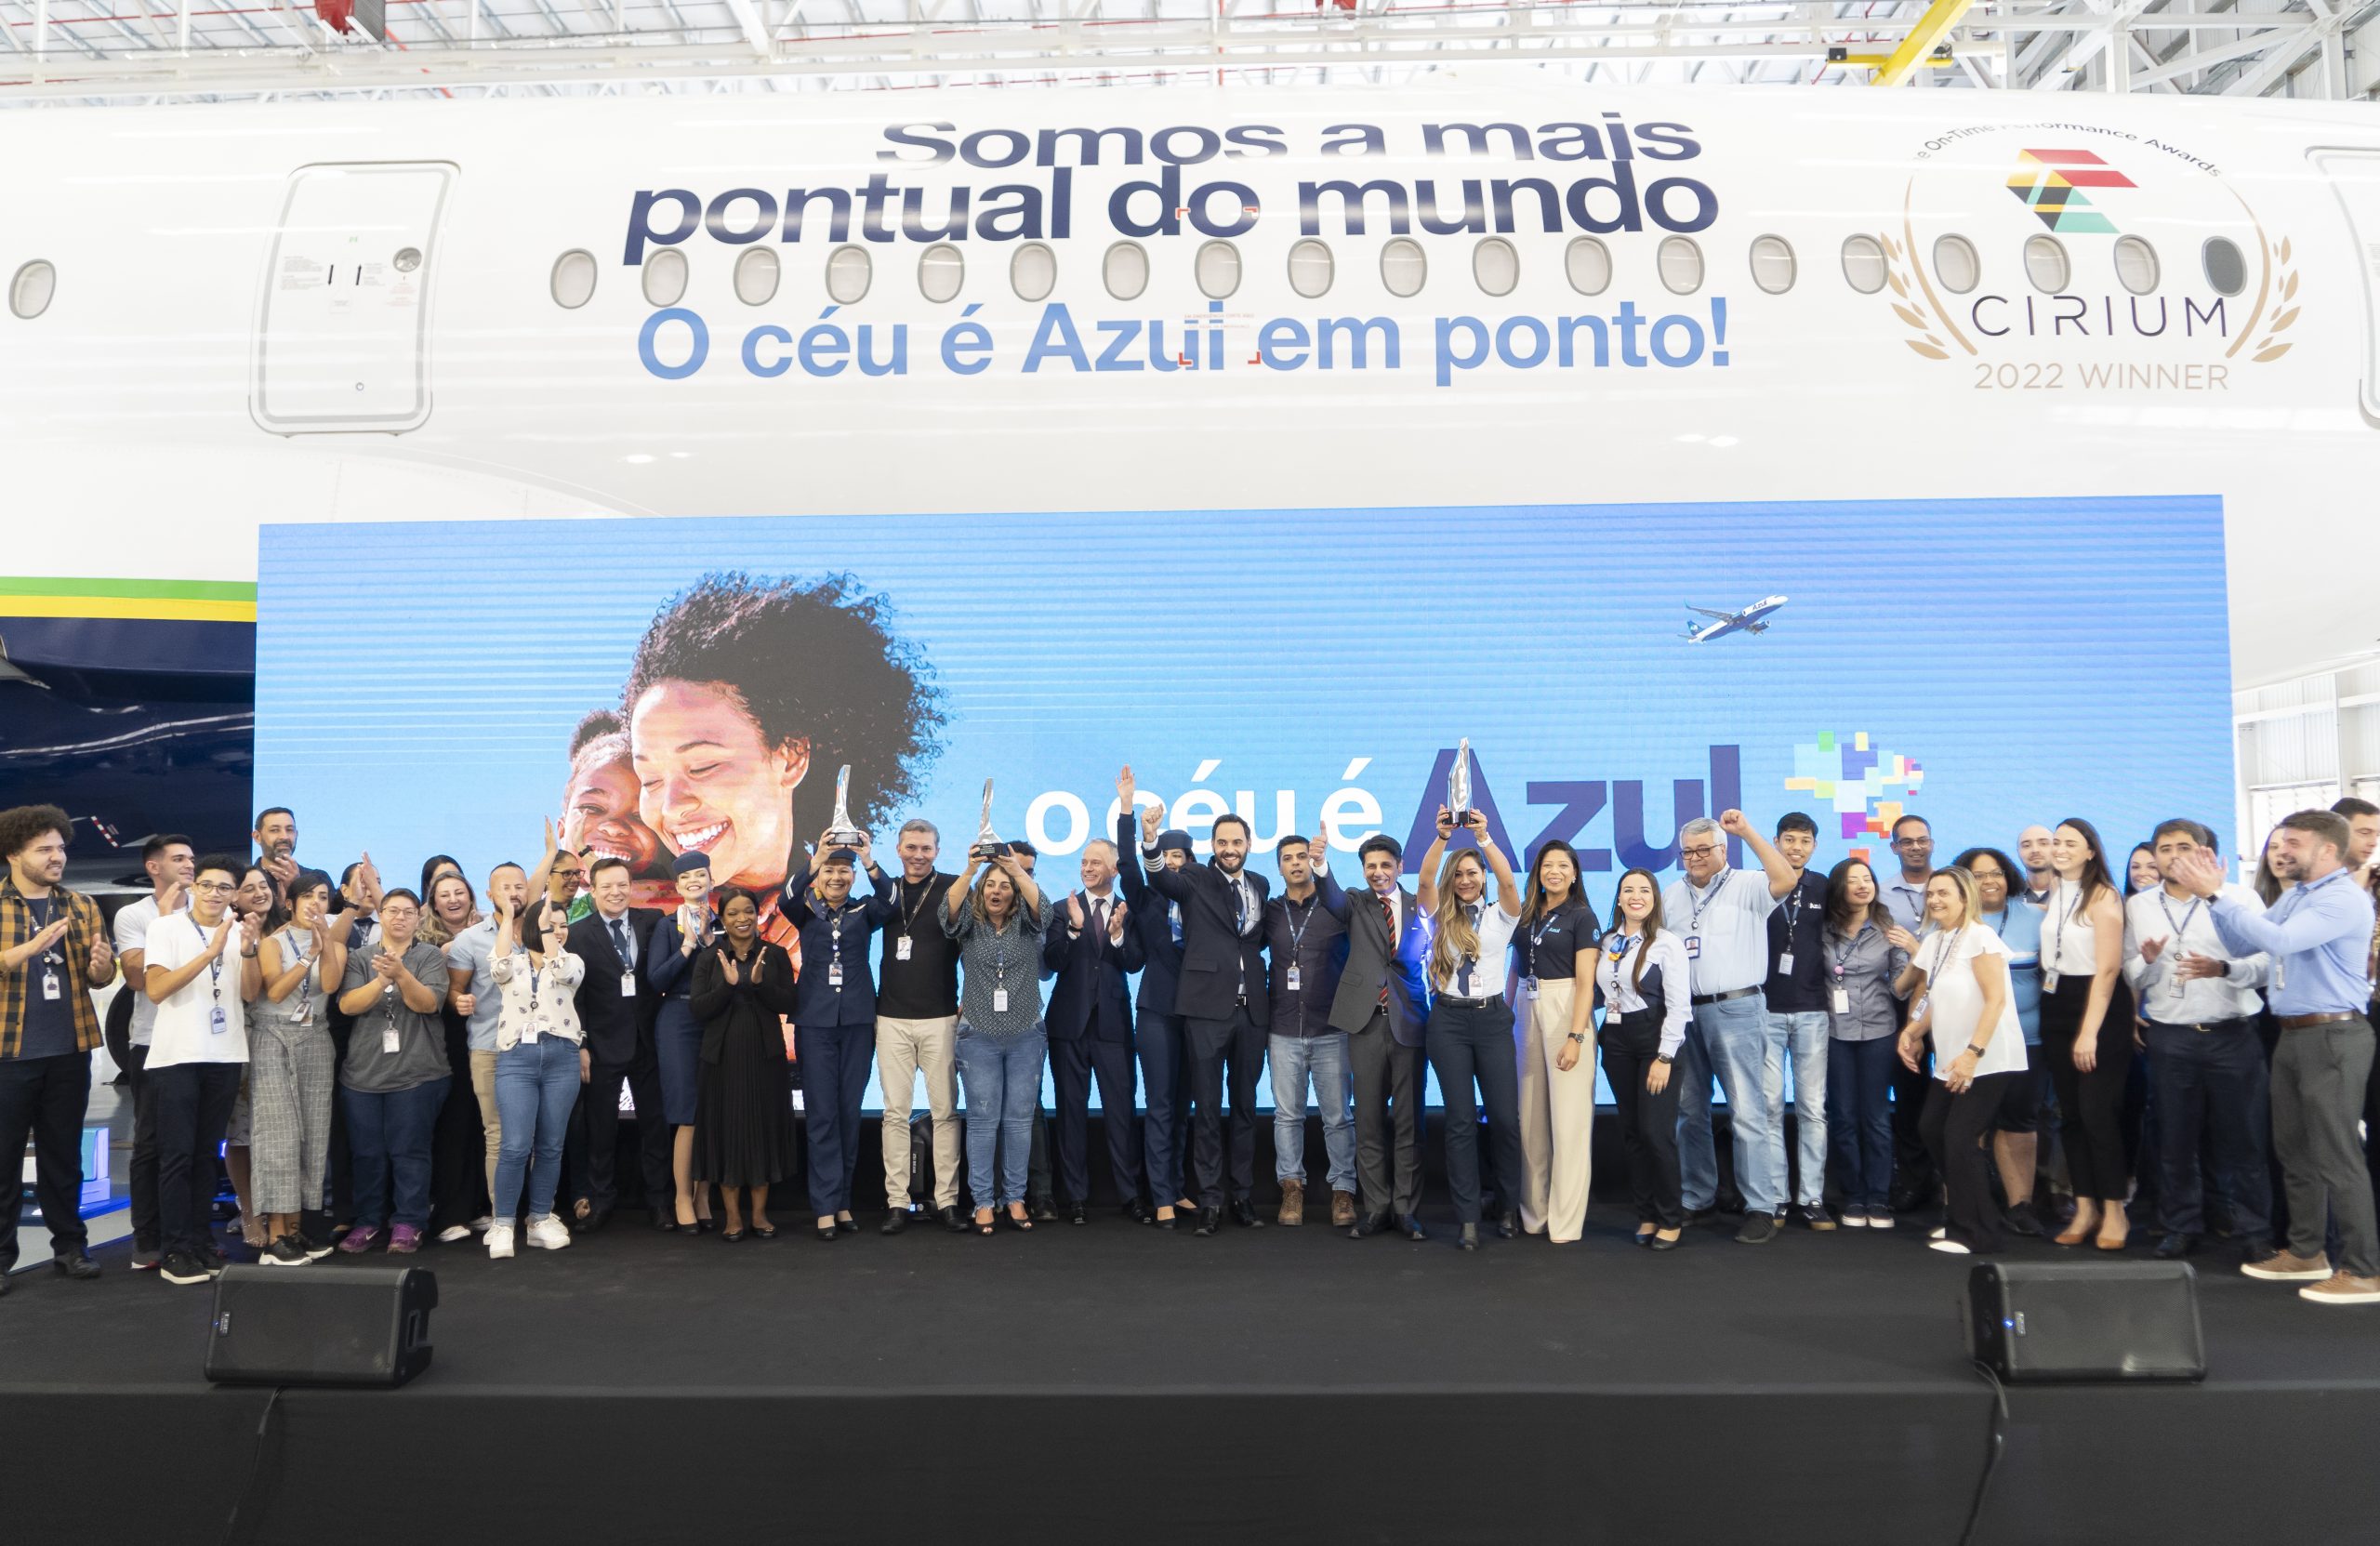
<box><xmin>2308</xmin><ymin>146</ymin><xmax>2380</xmax><ymax>427</ymax></box>
<box><xmin>251</xmin><ymin>161</ymin><xmax>456</xmax><ymax>434</ymax></box>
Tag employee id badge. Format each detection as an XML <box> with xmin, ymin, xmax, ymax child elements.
<box><xmin>896</xmin><ymin>935</ymin><xmax>914</xmax><ymax>961</ymax></box>
<box><xmin>1286</xmin><ymin>964</ymin><xmax>1302</xmax><ymax>993</ymax></box>
<box><xmin>1777</xmin><ymin>952</ymin><xmax>1795</xmax><ymax>975</ymax></box>
<box><xmin>295</xmin><ymin>994</ymin><xmax>314</xmax><ymax>1026</ymax></box>
<box><xmin>1521</xmin><ymin>975</ymin><xmax>1540</xmax><ymax>1000</ymax></box>
<box><xmin>992</xmin><ymin>987</ymin><xmax>1011</xmax><ymax>1013</ymax></box>
<box><xmin>1831</xmin><ymin>986</ymin><xmax>1851</xmax><ymax>1014</ymax></box>
<box><xmin>1685</xmin><ymin>935</ymin><xmax>1702</xmax><ymax>960</ymax></box>
<box><xmin>522</xmin><ymin>1018</ymin><xmax>543</xmax><ymax>1044</ymax></box>
<box><xmin>41</xmin><ymin>969</ymin><xmax>62</xmax><ymax>1001</ymax></box>
<box><xmin>208</xmin><ymin>1004</ymin><xmax>228</xmax><ymax>1035</ymax></box>
<box><xmin>2041</xmin><ymin>970</ymin><xmax>2059</xmax><ymax>994</ymax></box>
<box><xmin>619</xmin><ymin>970</ymin><xmax>637</xmax><ymax>998</ymax></box>
<box><xmin>827</xmin><ymin>960</ymin><xmax>844</xmax><ymax>988</ymax></box>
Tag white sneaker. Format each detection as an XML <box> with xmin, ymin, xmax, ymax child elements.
<box><xmin>469</xmin><ymin>1215</ymin><xmax>496</xmax><ymax>1234</ymax></box>
<box><xmin>1930</xmin><ymin>1227</ymin><xmax>1948</xmax><ymax>1241</ymax></box>
<box><xmin>436</xmin><ymin>1223</ymin><xmax>473</xmax><ymax>1244</ymax></box>
<box><xmin>485</xmin><ymin>1222</ymin><xmax>515</xmax><ymax>1260</ymax></box>
<box><xmin>1929</xmin><ymin>1238</ymin><xmax>1973</xmax><ymax>1255</ymax></box>
<box><xmin>525</xmin><ymin>1216</ymin><xmax>573</xmax><ymax>1251</ymax></box>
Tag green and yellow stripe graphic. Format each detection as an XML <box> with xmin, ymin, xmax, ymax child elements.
<box><xmin>0</xmin><ymin>576</ymin><xmax>257</xmax><ymax>624</ymax></box>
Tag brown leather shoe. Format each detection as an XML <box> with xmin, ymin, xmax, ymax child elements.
<box><xmin>1277</xmin><ymin>1179</ymin><xmax>1305</xmax><ymax>1226</ymax></box>
<box><xmin>2242</xmin><ymin>1249</ymin><xmax>2333</xmax><ymax>1283</ymax></box>
<box><xmin>2299</xmin><ymin>1271</ymin><xmax>2380</xmax><ymax>1305</ymax></box>
<box><xmin>1330</xmin><ymin>1189</ymin><xmax>1358</xmax><ymax>1228</ymax></box>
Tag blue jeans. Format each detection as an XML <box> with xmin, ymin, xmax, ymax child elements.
<box><xmin>1827</xmin><ymin>1037</ymin><xmax>1897</xmax><ymax>1209</ymax></box>
<box><xmin>493</xmin><ymin>1037</ymin><xmax>581</xmax><ymax>1222</ymax></box>
<box><xmin>959</xmin><ymin>1024</ymin><xmax>1047</xmax><ymax>1210</ymax></box>
<box><xmin>1677</xmin><ymin>994</ymin><xmax>1784</xmax><ymax>1216</ymax></box>
<box><xmin>1270</xmin><ymin>1032</ymin><xmax>1356</xmax><ymax>1193</ymax></box>
<box><xmin>344</xmin><ymin>1076</ymin><xmax>450</xmax><ymax>1232</ymax></box>
<box><xmin>1769</xmin><ymin>1010</ymin><xmax>1831</xmax><ymax>1209</ymax></box>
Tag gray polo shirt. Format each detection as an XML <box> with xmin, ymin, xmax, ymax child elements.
<box><xmin>338</xmin><ymin>939</ymin><xmax>452</xmax><ymax>1094</ymax></box>
<box><xmin>1660</xmin><ymin>867</ymin><xmax>1778</xmax><ymax>997</ymax></box>
<box><xmin>444</xmin><ymin>918</ymin><xmax>509</xmax><ymax>1053</ymax></box>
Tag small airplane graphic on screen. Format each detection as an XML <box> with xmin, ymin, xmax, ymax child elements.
<box><xmin>1681</xmin><ymin>596</ymin><xmax>1789</xmax><ymax>642</ymax></box>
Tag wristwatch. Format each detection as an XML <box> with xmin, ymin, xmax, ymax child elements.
<box><xmin>1654</xmin><ymin>1052</ymin><xmax>1674</xmax><ymax>1065</ymax></box>
<box><xmin>1965</xmin><ymin>1042</ymin><xmax>1989</xmax><ymax>1058</ymax></box>
<box><xmin>1565</xmin><ymin>1031</ymin><xmax>1586</xmax><ymax>1045</ymax></box>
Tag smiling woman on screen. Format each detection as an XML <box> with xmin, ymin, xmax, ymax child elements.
<box><xmin>620</xmin><ymin>571</ymin><xmax>944</xmax><ymax>950</ymax></box>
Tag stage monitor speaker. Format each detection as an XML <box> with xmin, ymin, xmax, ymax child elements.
<box><xmin>1965</xmin><ymin>1261</ymin><xmax>2203</xmax><ymax>1383</ymax></box>
<box><xmin>205</xmin><ymin>1264</ymin><xmax>438</xmax><ymax>1388</ymax></box>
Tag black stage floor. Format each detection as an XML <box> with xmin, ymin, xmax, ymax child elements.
<box><xmin>7</xmin><ymin>1199</ymin><xmax>2378</xmax><ymax>1545</ymax></box>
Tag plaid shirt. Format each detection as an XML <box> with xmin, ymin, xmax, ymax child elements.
<box><xmin>1</xmin><ymin>877</ymin><xmax>108</xmax><ymax>1058</ymax></box>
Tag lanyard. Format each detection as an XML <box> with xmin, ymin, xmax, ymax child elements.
<box><xmin>1925</xmin><ymin>923</ymin><xmax>1968</xmax><ymax>986</ymax></box>
<box><xmin>192</xmin><ymin>914</ymin><xmax>223</xmax><ymax>1001</ymax></box>
<box><xmin>2274</xmin><ymin>869</ymin><xmax>2347</xmax><ymax>925</ymax></box>
<box><xmin>1686</xmin><ymin>871</ymin><xmax>1731</xmax><ymax>933</ymax></box>
<box><xmin>1527</xmin><ymin>905</ymin><xmax>1567</xmax><ymax>973</ymax></box>
<box><xmin>2156</xmin><ymin>894</ymin><xmax>2203</xmax><ymax>948</ymax></box>
<box><xmin>1283</xmin><ymin>895</ymin><xmax>1316</xmax><ymax>955</ymax></box>
<box><xmin>1604</xmin><ymin>933</ymin><xmax>1639</xmax><ymax>1000</ymax></box>
<box><xmin>28</xmin><ymin>894</ymin><xmax>63</xmax><ymax>965</ymax></box>
<box><xmin>1781</xmin><ymin>882</ymin><xmax>1805</xmax><ymax>939</ymax></box>
<box><xmin>986</xmin><ymin>918</ymin><xmax>1016</xmax><ymax>992</ymax></box>
<box><xmin>898</xmin><ymin>876</ymin><xmax>936</xmax><ymax>940</ymax></box>
<box><xmin>2048</xmin><ymin>882</ymin><xmax>2084</xmax><ymax>966</ymax></box>
<box><xmin>1831</xmin><ymin>923</ymin><xmax>1870</xmax><ymax>976</ymax></box>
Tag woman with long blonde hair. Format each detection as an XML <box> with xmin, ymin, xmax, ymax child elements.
<box><xmin>1415</xmin><ymin>807</ymin><xmax>1524</xmax><ymax>1251</ymax></box>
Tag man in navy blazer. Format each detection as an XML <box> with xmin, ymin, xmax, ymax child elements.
<box><xmin>1316</xmin><ymin>826</ymin><xmax>1434</xmax><ymax>1240</ymax></box>
<box><xmin>1041</xmin><ymin>837</ymin><xmax>1149</xmax><ymax>1224</ymax></box>
<box><xmin>565</xmin><ymin>856</ymin><xmax>672</xmax><ymax>1231</ymax></box>
<box><xmin>1115</xmin><ymin>797</ymin><xmax>1197</xmax><ymax>1227</ymax></box>
<box><xmin>1123</xmin><ymin>766</ymin><xmax>1272</xmax><ymax>1235</ymax></box>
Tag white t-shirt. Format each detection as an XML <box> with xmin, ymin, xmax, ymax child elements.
<box><xmin>142</xmin><ymin>912</ymin><xmax>251</xmax><ymax>1069</ymax></box>
<box><xmin>113</xmin><ymin>892</ymin><xmax>186</xmax><ymax>1049</ymax></box>
<box><xmin>1916</xmin><ymin>924</ymin><xmax>2026</xmax><ymax>1080</ymax></box>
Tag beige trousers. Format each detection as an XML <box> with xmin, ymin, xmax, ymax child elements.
<box><xmin>1518</xmin><ymin>977</ymin><xmax>1595</xmax><ymax>1243</ymax></box>
<box><xmin>469</xmin><ymin>1049</ymin><xmax>502</xmax><ymax>1203</ymax></box>
<box><xmin>877</xmin><ymin>1015</ymin><xmax>961</xmax><ymax>1209</ymax></box>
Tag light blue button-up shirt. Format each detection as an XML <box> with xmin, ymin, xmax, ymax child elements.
<box><xmin>2207</xmin><ymin>870</ymin><xmax>2375</xmax><ymax>1018</ymax></box>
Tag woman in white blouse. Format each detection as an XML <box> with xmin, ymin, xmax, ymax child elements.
<box><xmin>1416</xmin><ymin>808</ymin><xmax>1525</xmax><ymax>1251</ymax></box>
<box><xmin>484</xmin><ymin>899</ymin><xmax>586</xmax><ymax>1260</ymax></box>
<box><xmin>1896</xmin><ymin>866</ymin><xmax>2027</xmax><ymax>1256</ymax></box>
<box><xmin>1593</xmin><ymin>868</ymin><xmax>1695</xmax><ymax>1249</ymax></box>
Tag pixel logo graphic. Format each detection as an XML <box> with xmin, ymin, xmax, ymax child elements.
<box><xmin>1784</xmin><ymin>731</ymin><xmax>1924</xmax><ymax>846</ymax></box>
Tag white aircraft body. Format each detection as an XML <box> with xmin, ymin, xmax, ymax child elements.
<box><xmin>1684</xmin><ymin>596</ymin><xmax>1789</xmax><ymax>642</ymax></box>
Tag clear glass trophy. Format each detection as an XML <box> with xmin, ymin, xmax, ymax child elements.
<box><xmin>823</xmin><ymin>764</ymin><xmax>866</xmax><ymax>850</ymax></box>
<box><xmin>1448</xmin><ymin>737</ymin><xmax>1474</xmax><ymax>833</ymax></box>
<box><xmin>970</xmin><ymin>779</ymin><xmax>1006</xmax><ymax>860</ymax></box>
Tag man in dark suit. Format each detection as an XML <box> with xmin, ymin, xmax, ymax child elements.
<box><xmin>1116</xmin><ymin>798</ymin><xmax>1197</xmax><ymax>1228</ymax></box>
<box><xmin>1123</xmin><ymin>766</ymin><xmax>1271</xmax><ymax>1236</ymax></box>
<box><xmin>1316</xmin><ymin>825</ymin><xmax>1433</xmax><ymax>1240</ymax></box>
<box><xmin>1042</xmin><ymin>836</ymin><xmax>1149</xmax><ymax>1224</ymax></box>
<box><xmin>566</xmin><ymin>856</ymin><xmax>672</xmax><ymax>1231</ymax></box>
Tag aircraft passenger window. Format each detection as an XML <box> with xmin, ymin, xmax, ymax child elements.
<box><xmin>1932</xmin><ymin>234</ymin><xmax>1979</xmax><ymax>295</ymax></box>
<box><xmin>1381</xmin><ymin>238</ymin><xmax>1427</xmax><ymax>298</ymax></box>
<box><xmin>1473</xmin><ymin>237</ymin><xmax>1519</xmax><ymax>297</ymax></box>
<box><xmin>1104</xmin><ymin>241</ymin><xmax>1149</xmax><ymax>301</ymax></box>
<box><xmin>1012</xmin><ymin>243</ymin><xmax>1057</xmax><ymax>302</ymax></box>
<box><xmin>10</xmin><ymin>259</ymin><xmax>56</xmax><ymax>320</ymax></box>
<box><xmin>826</xmin><ymin>245</ymin><xmax>872</xmax><ymax>304</ymax></box>
<box><xmin>1840</xmin><ymin>235</ymin><xmax>1886</xmax><ymax>295</ymax></box>
<box><xmin>2111</xmin><ymin>236</ymin><xmax>2159</xmax><ymax>296</ymax></box>
<box><xmin>641</xmin><ymin>248</ymin><xmax>689</xmax><ymax>308</ymax></box>
<box><xmin>2201</xmin><ymin>237</ymin><xmax>2246</xmax><ymax>297</ymax></box>
<box><xmin>1749</xmin><ymin>235</ymin><xmax>1794</xmax><ymax>295</ymax></box>
<box><xmin>549</xmin><ymin>250</ymin><xmax>597</xmax><ymax>310</ymax></box>
<box><xmin>2023</xmin><ymin>235</ymin><xmax>2069</xmax><ymax>294</ymax></box>
<box><xmin>1195</xmin><ymin>240</ymin><xmax>1242</xmax><ymax>300</ymax></box>
<box><xmin>1565</xmin><ymin>237</ymin><xmax>1612</xmax><ymax>296</ymax></box>
<box><xmin>733</xmin><ymin>247</ymin><xmax>779</xmax><ymax>307</ymax></box>
<box><xmin>1288</xmin><ymin>239</ymin><xmax>1333</xmax><ymax>299</ymax></box>
<box><xmin>1657</xmin><ymin>236</ymin><xmax>1703</xmax><ymax>296</ymax></box>
<box><xmin>919</xmin><ymin>244</ymin><xmax>964</xmax><ymax>303</ymax></box>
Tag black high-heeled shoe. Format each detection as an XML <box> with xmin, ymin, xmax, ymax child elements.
<box><xmin>814</xmin><ymin>1223</ymin><xmax>840</xmax><ymax>1242</ymax></box>
<box><xmin>974</xmin><ymin>1212</ymin><xmax>997</xmax><ymax>1236</ymax></box>
<box><xmin>721</xmin><ymin>1227</ymin><xmax>747</xmax><ymax>1244</ymax></box>
<box><xmin>695</xmin><ymin>1218</ymin><xmax>716</xmax><ymax>1235</ymax></box>
<box><xmin>749</xmin><ymin>1223</ymin><xmax>776</xmax><ymax>1239</ymax></box>
<box><xmin>1004</xmin><ymin>1209</ymin><xmax>1034</xmax><ymax>1232</ymax></box>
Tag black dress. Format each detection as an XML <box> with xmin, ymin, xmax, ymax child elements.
<box><xmin>691</xmin><ymin>942</ymin><xmax>798</xmax><ymax>1187</ymax></box>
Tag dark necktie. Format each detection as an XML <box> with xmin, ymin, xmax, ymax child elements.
<box><xmin>609</xmin><ymin>918</ymin><xmax>631</xmax><ymax>972</ymax></box>
<box><xmin>1457</xmin><ymin>904</ymin><xmax>1480</xmax><ymax>995</ymax></box>
<box><xmin>1378</xmin><ymin>893</ymin><xmax>1395</xmax><ymax>1006</ymax></box>
<box><xmin>1088</xmin><ymin>897</ymin><xmax>1105</xmax><ymax>941</ymax></box>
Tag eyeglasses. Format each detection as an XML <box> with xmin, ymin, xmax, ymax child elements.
<box><xmin>192</xmin><ymin>880</ymin><xmax>237</xmax><ymax>894</ymax></box>
<box><xmin>1892</xmin><ymin>836</ymin><xmax>1934</xmax><ymax>848</ymax></box>
<box><xmin>1678</xmin><ymin>843</ymin><xmax>1724</xmax><ymax>859</ymax></box>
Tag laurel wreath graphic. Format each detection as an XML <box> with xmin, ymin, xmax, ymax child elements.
<box><xmin>2246</xmin><ymin>237</ymin><xmax>2298</xmax><ymax>363</ymax></box>
<box><xmin>1878</xmin><ymin>234</ymin><xmax>1952</xmax><ymax>361</ymax></box>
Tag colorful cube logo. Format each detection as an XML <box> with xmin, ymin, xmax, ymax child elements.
<box><xmin>1783</xmin><ymin>731</ymin><xmax>1925</xmax><ymax>841</ymax></box>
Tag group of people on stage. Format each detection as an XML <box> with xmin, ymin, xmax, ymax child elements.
<box><xmin>2</xmin><ymin>777</ymin><xmax>2376</xmax><ymax>1306</ymax></box>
